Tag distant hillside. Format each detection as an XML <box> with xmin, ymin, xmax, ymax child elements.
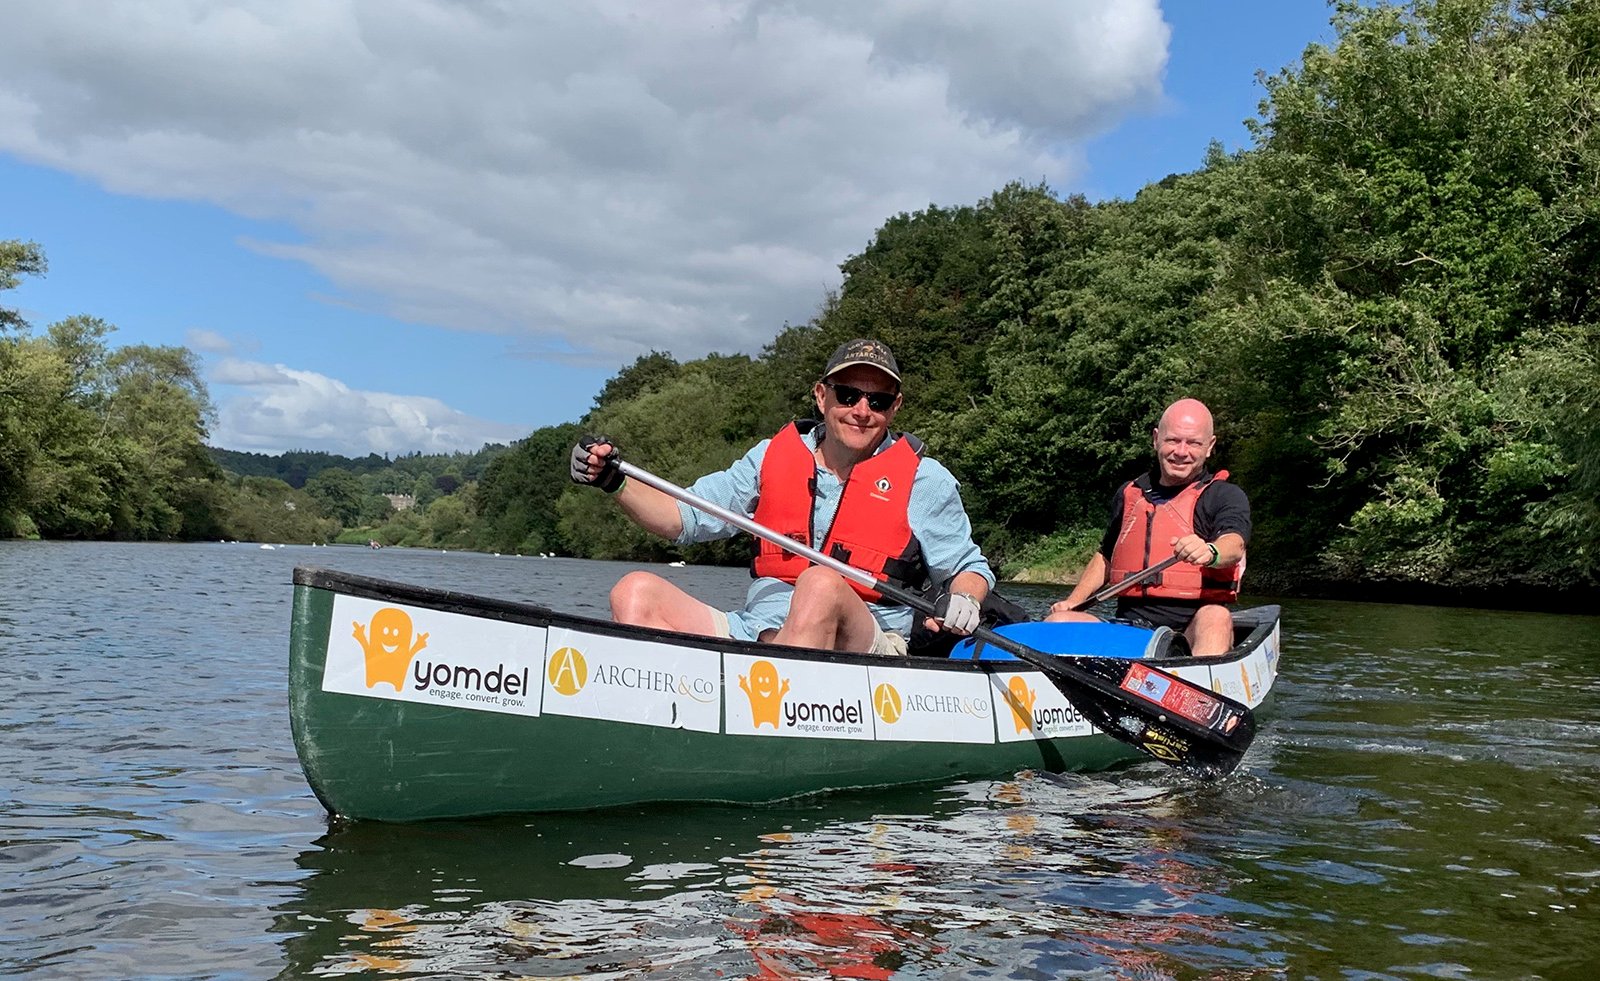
<box><xmin>207</xmin><ymin>444</ymin><xmax>512</xmax><ymax>489</ymax></box>
<box><xmin>207</xmin><ymin>448</ymin><xmax>389</xmax><ymax>487</ymax></box>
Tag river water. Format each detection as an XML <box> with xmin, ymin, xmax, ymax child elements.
<box><xmin>3</xmin><ymin>540</ymin><xmax>1596</xmax><ymax>979</ymax></box>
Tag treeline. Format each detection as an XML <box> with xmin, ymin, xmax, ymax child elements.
<box><xmin>208</xmin><ymin>445</ymin><xmax>505</xmax><ymax>492</ymax></box>
<box><xmin>5</xmin><ymin>0</ymin><xmax>1597</xmax><ymax>605</ymax></box>
<box><xmin>0</xmin><ymin>241</ymin><xmax>508</xmax><ymax>545</ymax></box>
<box><xmin>472</xmin><ymin>0</ymin><xmax>1600</xmax><ymax>600</ymax></box>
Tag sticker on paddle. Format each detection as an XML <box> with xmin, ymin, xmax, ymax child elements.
<box><xmin>1119</xmin><ymin>662</ymin><xmax>1242</xmax><ymax>733</ymax></box>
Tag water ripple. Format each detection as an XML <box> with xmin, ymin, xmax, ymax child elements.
<box><xmin>2</xmin><ymin>543</ymin><xmax>1596</xmax><ymax>979</ymax></box>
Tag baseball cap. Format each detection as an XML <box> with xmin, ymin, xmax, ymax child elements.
<box><xmin>822</xmin><ymin>338</ymin><xmax>901</xmax><ymax>385</ymax></box>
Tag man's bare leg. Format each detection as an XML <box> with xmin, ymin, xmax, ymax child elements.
<box><xmin>1186</xmin><ymin>604</ymin><xmax>1235</xmax><ymax>656</ymax></box>
<box><xmin>609</xmin><ymin>571</ymin><xmax>723</xmax><ymax>635</ymax></box>
<box><xmin>770</xmin><ymin>567</ymin><xmax>880</xmax><ymax>653</ymax></box>
<box><xmin>1044</xmin><ymin>608</ymin><xmax>1099</xmax><ymax>623</ymax></box>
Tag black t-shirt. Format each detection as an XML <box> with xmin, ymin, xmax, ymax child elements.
<box><xmin>1096</xmin><ymin>469</ymin><xmax>1252</xmax><ymax>628</ymax></box>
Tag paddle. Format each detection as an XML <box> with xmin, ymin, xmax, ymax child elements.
<box><xmin>1067</xmin><ymin>554</ymin><xmax>1183</xmax><ymax>612</ymax></box>
<box><xmin>615</xmin><ymin>460</ymin><xmax>1256</xmax><ymax>779</ymax></box>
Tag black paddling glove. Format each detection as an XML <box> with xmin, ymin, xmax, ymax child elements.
<box><xmin>570</xmin><ymin>435</ymin><xmax>624</xmax><ymax>493</ymax></box>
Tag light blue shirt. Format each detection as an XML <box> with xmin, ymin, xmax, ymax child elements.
<box><xmin>674</xmin><ymin>427</ymin><xmax>994</xmax><ymax>641</ymax></box>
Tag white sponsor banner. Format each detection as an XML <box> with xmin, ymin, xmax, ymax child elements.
<box><xmin>865</xmin><ymin>665</ymin><xmax>996</xmax><ymax>744</ymax></box>
<box><xmin>1219</xmin><ymin>659</ymin><xmax>1253</xmax><ymax>705</ymax></box>
<box><xmin>724</xmin><ymin>653</ymin><xmax>873</xmax><ymax>740</ymax></box>
<box><xmin>326</xmin><ymin>596</ymin><xmax>546</xmax><ymax>716</ymax></box>
<box><xmin>1177</xmin><ymin>655</ymin><xmax>1261</xmax><ymax>706</ymax></box>
<box><xmin>542</xmin><ymin>627</ymin><xmax>721</xmax><ymax>733</ymax></box>
<box><xmin>989</xmin><ymin>670</ymin><xmax>1096</xmax><ymax>742</ymax></box>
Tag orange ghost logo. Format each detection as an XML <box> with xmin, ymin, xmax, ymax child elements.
<box><xmin>1003</xmin><ymin>675</ymin><xmax>1036</xmax><ymax>734</ymax></box>
<box><xmin>739</xmin><ymin>660</ymin><xmax>789</xmax><ymax>729</ymax></box>
<box><xmin>352</xmin><ymin>607</ymin><xmax>429</xmax><ymax>690</ymax></box>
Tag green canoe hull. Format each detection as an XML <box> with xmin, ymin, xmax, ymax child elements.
<box><xmin>289</xmin><ymin>567</ymin><xmax>1281</xmax><ymax>822</ymax></box>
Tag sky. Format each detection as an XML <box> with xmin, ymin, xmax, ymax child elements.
<box><xmin>0</xmin><ymin>1</ymin><xmax>1337</xmax><ymax>458</ymax></box>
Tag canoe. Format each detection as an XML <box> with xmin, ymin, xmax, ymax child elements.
<box><xmin>289</xmin><ymin>565</ymin><xmax>1282</xmax><ymax>822</ymax></box>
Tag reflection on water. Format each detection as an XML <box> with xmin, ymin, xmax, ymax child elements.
<box><xmin>276</xmin><ymin>776</ymin><xmax>1271</xmax><ymax>979</ymax></box>
<box><xmin>4</xmin><ymin>541</ymin><xmax>1598</xmax><ymax>979</ymax></box>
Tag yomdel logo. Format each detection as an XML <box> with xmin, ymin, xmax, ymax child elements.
<box><xmin>351</xmin><ymin>607</ymin><xmax>429</xmax><ymax>690</ymax></box>
<box><xmin>329</xmin><ymin>596</ymin><xmax>543</xmax><ymax>717</ymax></box>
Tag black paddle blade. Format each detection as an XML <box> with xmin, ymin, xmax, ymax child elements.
<box><xmin>1046</xmin><ymin>654</ymin><xmax>1256</xmax><ymax>779</ymax></box>
<box><xmin>975</xmin><ymin>625</ymin><xmax>1256</xmax><ymax>779</ymax></box>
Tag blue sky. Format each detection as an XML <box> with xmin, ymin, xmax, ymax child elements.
<box><xmin>1</xmin><ymin>1</ymin><xmax>1337</xmax><ymax>457</ymax></box>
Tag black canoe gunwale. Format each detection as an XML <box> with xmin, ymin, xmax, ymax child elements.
<box><xmin>291</xmin><ymin>564</ymin><xmax>1278</xmax><ymax>673</ymax></box>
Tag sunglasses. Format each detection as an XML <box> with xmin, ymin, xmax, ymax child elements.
<box><xmin>825</xmin><ymin>382</ymin><xmax>897</xmax><ymax>413</ymax></box>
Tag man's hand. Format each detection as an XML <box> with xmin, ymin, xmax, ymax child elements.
<box><xmin>934</xmin><ymin>590</ymin><xmax>982</xmax><ymax>635</ymax></box>
<box><xmin>1047</xmin><ymin>598</ymin><xmax>1082</xmax><ymax>617</ymax></box>
<box><xmin>1171</xmin><ymin>533</ymin><xmax>1217</xmax><ymax>567</ymax></box>
<box><xmin>570</xmin><ymin>435</ymin><xmax>625</xmax><ymax>493</ymax></box>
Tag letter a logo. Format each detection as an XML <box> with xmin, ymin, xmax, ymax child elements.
<box><xmin>547</xmin><ymin>647</ymin><xmax>588</xmax><ymax>696</ymax></box>
<box><xmin>872</xmin><ymin>682</ymin><xmax>903</xmax><ymax>724</ymax></box>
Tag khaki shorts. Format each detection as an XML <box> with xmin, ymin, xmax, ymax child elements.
<box><xmin>708</xmin><ymin>608</ymin><xmax>907</xmax><ymax>657</ymax></box>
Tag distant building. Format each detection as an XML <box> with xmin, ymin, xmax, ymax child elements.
<box><xmin>384</xmin><ymin>493</ymin><xmax>416</xmax><ymax>511</ymax></box>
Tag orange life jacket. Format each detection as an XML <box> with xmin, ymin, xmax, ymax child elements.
<box><xmin>751</xmin><ymin>421</ymin><xmax>927</xmax><ymax>603</ymax></box>
<box><xmin>1107</xmin><ymin>470</ymin><xmax>1243</xmax><ymax>603</ymax></box>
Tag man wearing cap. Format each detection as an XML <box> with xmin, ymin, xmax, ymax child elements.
<box><xmin>570</xmin><ymin>338</ymin><xmax>994</xmax><ymax>655</ymax></box>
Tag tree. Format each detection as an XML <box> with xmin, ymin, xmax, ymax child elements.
<box><xmin>593</xmin><ymin>351</ymin><xmax>680</xmax><ymax>410</ymax></box>
<box><xmin>100</xmin><ymin>343</ymin><xmax>216</xmax><ymax>539</ymax></box>
<box><xmin>305</xmin><ymin>469</ymin><xmax>367</xmax><ymax>527</ymax></box>
<box><xmin>0</xmin><ymin>240</ymin><xmax>46</xmax><ymax>333</ymax></box>
<box><xmin>475</xmin><ymin>422</ymin><xmax>579</xmax><ymax>554</ymax></box>
<box><xmin>1203</xmin><ymin>0</ymin><xmax>1600</xmax><ymax>588</ymax></box>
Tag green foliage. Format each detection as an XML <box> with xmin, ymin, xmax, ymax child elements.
<box><xmin>0</xmin><ymin>307</ymin><xmax>221</xmax><ymax>540</ymax></box>
<box><xmin>474</xmin><ymin>422</ymin><xmax>581</xmax><ymax>555</ymax></box>
<box><xmin>304</xmin><ymin>469</ymin><xmax>368</xmax><ymax>526</ymax></box>
<box><xmin>997</xmin><ymin>525</ymin><xmax>1105</xmax><ymax>583</ymax></box>
<box><xmin>419</xmin><ymin>490</ymin><xmax>475</xmax><ymax>549</ymax></box>
<box><xmin>1197</xmin><ymin>0</ymin><xmax>1600</xmax><ymax>590</ymax></box>
<box><xmin>0</xmin><ymin>240</ymin><xmax>46</xmax><ymax>333</ymax></box>
<box><xmin>215</xmin><ymin>476</ymin><xmax>339</xmax><ymax>544</ymax></box>
<box><xmin>593</xmin><ymin>351</ymin><xmax>681</xmax><ymax>410</ymax></box>
<box><xmin>208</xmin><ymin>444</ymin><xmax>507</xmax><ymax>489</ymax></box>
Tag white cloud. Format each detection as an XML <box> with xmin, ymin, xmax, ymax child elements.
<box><xmin>184</xmin><ymin>328</ymin><xmax>234</xmax><ymax>354</ymax></box>
<box><xmin>0</xmin><ymin>0</ymin><xmax>1169</xmax><ymax>361</ymax></box>
<box><xmin>207</xmin><ymin>357</ymin><xmax>526</xmax><ymax>455</ymax></box>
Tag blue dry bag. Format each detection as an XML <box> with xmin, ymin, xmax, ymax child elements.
<box><xmin>948</xmin><ymin>621</ymin><xmax>1172</xmax><ymax>661</ymax></box>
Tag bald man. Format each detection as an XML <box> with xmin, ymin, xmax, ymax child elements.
<box><xmin>1047</xmin><ymin>398</ymin><xmax>1251</xmax><ymax>656</ymax></box>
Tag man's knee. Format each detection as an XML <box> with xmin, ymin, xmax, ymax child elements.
<box><xmin>1045</xmin><ymin>609</ymin><xmax>1099</xmax><ymax>624</ymax></box>
<box><xmin>1186</xmin><ymin>604</ymin><xmax>1235</xmax><ymax>655</ymax></box>
<box><xmin>791</xmin><ymin>566</ymin><xmax>855</xmax><ymax>603</ymax></box>
<box><xmin>610</xmin><ymin>570</ymin><xmax>665</xmax><ymax>618</ymax></box>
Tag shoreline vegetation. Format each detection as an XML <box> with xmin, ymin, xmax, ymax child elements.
<box><xmin>3</xmin><ymin>1</ymin><xmax>1597</xmax><ymax>611</ymax></box>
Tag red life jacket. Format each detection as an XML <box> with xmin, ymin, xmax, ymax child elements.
<box><xmin>1107</xmin><ymin>470</ymin><xmax>1242</xmax><ymax>603</ymax></box>
<box><xmin>751</xmin><ymin>421</ymin><xmax>927</xmax><ymax>603</ymax></box>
